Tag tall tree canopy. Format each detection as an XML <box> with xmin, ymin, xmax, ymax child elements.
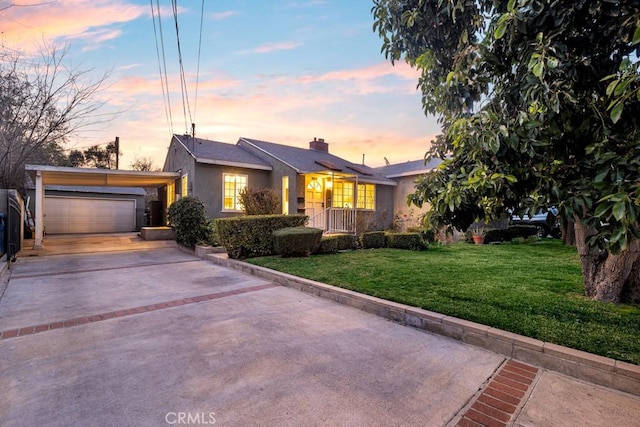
<box><xmin>373</xmin><ymin>0</ymin><xmax>640</xmax><ymax>302</ymax></box>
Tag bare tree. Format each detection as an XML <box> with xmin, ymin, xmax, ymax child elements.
<box><xmin>0</xmin><ymin>44</ymin><xmax>111</xmax><ymax>189</ymax></box>
<box><xmin>130</xmin><ymin>156</ymin><xmax>158</xmax><ymax>172</ymax></box>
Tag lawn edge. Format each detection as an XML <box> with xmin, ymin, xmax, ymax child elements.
<box><xmin>206</xmin><ymin>253</ymin><xmax>640</xmax><ymax>396</ymax></box>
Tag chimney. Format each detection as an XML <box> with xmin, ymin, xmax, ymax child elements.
<box><xmin>309</xmin><ymin>137</ymin><xmax>329</xmax><ymax>153</ymax></box>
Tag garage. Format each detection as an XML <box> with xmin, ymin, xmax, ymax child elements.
<box><xmin>44</xmin><ymin>196</ymin><xmax>136</xmax><ymax>234</ymax></box>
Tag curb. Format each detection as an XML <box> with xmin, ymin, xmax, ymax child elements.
<box><xmin>206</xmin><ymin>253</ymin><xmax>640</xmax><ymax>396</ymax></box>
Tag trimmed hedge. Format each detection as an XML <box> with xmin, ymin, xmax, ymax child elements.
<box><xmin>214</xmin><ymin>214</ymin><xmax>307</xmax><ymax>259</ymax></box>
<box><xmin>482</xmin><ymin>225</ymin><xmax>540</xmax><ymax>244</ymax></box>
<box><xmin>385</xmin><ymin>232</ymin><xmax>427</xmax><ymax>251</ymax></box>
<box><xmin>316</xmin><ymin>235</ymin><xmax>339</xmax><ymax>254</ymax></box>
<box><xmin>360</xmin><ymin>231</ymin><xmax>386</xmax><ymax>249</ymax></box>
<box><xmin>273</xmin><ymin>227</ymin><xmax>323</xmax><ymax>257</ymax></box>
<box><xmin>508</xmin><ymin>225</ymin><xmax>539</xmax><ymax>239</ymax></box>
<box><xmin>407</xmin><ymin>226</ymin><xmax>436</xmax><ymax>243</ymax></box>
<box><xmin>335</xmin><ymin>233</ymin><xmax>356</xmax><ymax>250</ymax></box>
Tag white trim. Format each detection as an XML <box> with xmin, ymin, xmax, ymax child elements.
<box><xmin>195</xmin><ymin>157</ymin><xmax>272</xmax><ymax>171</ymax></box>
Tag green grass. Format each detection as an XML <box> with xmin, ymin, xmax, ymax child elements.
<box><xmin>248</xmin><ymin>240</ymin><xmax>640</xmax><ymax>364</ymax></box>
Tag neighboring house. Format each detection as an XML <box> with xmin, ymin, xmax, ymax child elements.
<box><xmin>375</xmin><ymin>158</ymin><xmax>442</xmax><ymax>230</ymax></box>
<box><xmin>163</xmin><ymin>134</ymin><xmax>398</xmax><ymax>233</ymax></box>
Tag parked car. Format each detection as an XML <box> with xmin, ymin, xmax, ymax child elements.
<box><xmin>511</xmin><ymin>207</ymin><xmax>561</xmax><ymax>238</ymax></box>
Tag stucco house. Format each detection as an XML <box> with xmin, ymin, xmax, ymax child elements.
<box><xmin>374</xmin><ymin>158</ymin><xmax>442</xmax><ymax>230</ymax></box>
<box><xmin>162</xmin><ymin>134</ymin><xmax>398</xmax><ymax>233</ymax></box>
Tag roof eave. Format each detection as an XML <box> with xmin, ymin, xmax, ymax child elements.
<box><xmin>195</xmin><ymin>157</ymin><xmax>272</xmax><ymax>171</ymax></box>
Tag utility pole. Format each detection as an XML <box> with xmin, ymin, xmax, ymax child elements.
<box><xmin>115</xmin><ymin>136</ymin><xmax>120</xmax><ymax>170</ymax></box>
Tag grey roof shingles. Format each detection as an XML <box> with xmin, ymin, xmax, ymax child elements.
<box><xmin>375</xmin><ymin>158</ymin><xmax>442</xmax><ymax>178</ymax></box>
<box><xmin>238</xmin><ymin>137</ymin><xmax>395</xmax><ymax>185</ymax></box>
<box><xmin>173</xmin><ymin>135</ymin><xmax>271</xmax><ymax>169</ymax></box>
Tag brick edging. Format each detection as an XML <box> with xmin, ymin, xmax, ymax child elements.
<box><xmin>206</xmin><ymin>253</ymin><xmax>640</xmax><ymax>396</ymax></box>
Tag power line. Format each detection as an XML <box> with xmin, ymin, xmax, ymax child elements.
<box><xmin>194</xmin><ymin>0</ymin><xmax>205</xmax><ymax>123</ymax></box>
<box><xmin>172</xmin><ymin>0</ymin><xmax>192</xmax><ymax>134</ymax></box>
<box><xmin>150</xmin><ymin>0</ymin><xmax>173</xmax><ymax>137</ymax></box>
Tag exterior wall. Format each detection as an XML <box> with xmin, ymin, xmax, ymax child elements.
<box><xmin>193</xmin><ymin>163</ymin><xmax>271</xmax><ymax>219</ymax></box>
<box><xmin>392</xmin><ymin>175</ymin><xmax>429</xmax><ymax>230</ymax></box>
<box><xmin>373</xmin><ymin>184</ymin><xmax>394</xmax><ymax>230</ymax></box>
<box><xmin>163</xmin><ymin>137</ymin><xmax>197</xmax><ymax>199</ymax></box>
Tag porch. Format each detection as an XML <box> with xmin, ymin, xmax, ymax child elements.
<box><xmin>305</xmin><ymin>207</ymin><xmax>356</xmax><ymax>234</ymax></box>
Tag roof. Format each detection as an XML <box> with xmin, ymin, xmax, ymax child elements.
<box><xmin>41</xmin><ymin>186</ymin><xmax>146</xmax><ymax>196</ymax></box>
<box><xmin>173</xmin><ymin>134</ymin><xmax>272</xmax><ymax>171</ymax></box>
<box><xmin>375</xmin><ymin>158</ymin><xmax>443</xmax><ymax>179</ymax></box>
<box><xmin>25</xmin><ymin>165</ymin><xmax>180</xmax><ymax>188</ymax></box>
<box><xmin>238</xmin><ymin>137</ymin><xmax>396</xmax><ymax>185</ymax></box>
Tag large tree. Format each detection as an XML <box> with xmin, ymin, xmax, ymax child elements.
<box><xmin>0</xmin><ymin>45</ymin><xmax>109</xmax><ymax>189</ymax></box>
<box><xmin>373</xmin><ymin>0</ymin><xmax>640</xmax><ymax>302</ymax></box>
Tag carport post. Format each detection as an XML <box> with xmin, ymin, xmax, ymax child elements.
<box><xmin>33</xmin><ymin>170</ymin><xmax>44</xmax><ymax>250</ymax></box>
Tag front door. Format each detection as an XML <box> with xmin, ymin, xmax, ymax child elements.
<box><xmin>305</xmin><ymin>176</ymin><xmax>325</xmax><ymax>229</ymax></box>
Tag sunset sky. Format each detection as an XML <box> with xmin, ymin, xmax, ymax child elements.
<box><xmin>0</xmin><ymin>0</ymin><xmax>441</xmax><ymax>169</ymax></box>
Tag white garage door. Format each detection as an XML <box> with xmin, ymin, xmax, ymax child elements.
<box><xmin>45</xmin><ymin>196</ymin><xmax>136</xmax><ymax>234</ymax></box>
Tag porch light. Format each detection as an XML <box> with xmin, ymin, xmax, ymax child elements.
<box><xmin>326</xmin><ymin>178</ymin><xmax>332</xmax><ymax>189</ymax></box>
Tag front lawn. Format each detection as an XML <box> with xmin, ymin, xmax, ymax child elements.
<box><xmin>248</xmin><ymin>240</ymin><xmax>640</xmax><ymax>364</ymax></box>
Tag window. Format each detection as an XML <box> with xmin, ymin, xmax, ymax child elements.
<box><xmin>282</xmin><ymin>176</ymin><xmax>289</xmax><ymax>215</ymax></box>
<box><xmin>181</xmin><ymin>174</ymin><xmax>188</xmax><ymax>197</ymax></box>
<box><xmin>167</xmin><ymin>181</ymin><xmax>175</xmax><ymax>207</ymax></box>
<box><xmin>357</xmin><ymin>184</ymin><xmax>375</xmax><ymax>210</ymax></box>
<box><xmin>223</xmin><ymin>173</ymin><xmax>247</xmax><ymax>211</ymax></box>
<box><xmin>333</xmin><ymin>181</ymin><xmax>354</xmax><ymax>208</ymax></box>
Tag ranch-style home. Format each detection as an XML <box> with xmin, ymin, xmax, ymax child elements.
<box><xmin>163</xmin><ymin>135</ymin><xmax>404</xmax><ymax>233</ymax></box>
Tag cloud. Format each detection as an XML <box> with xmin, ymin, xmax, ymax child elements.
<box><xmin>297</xmin><ymin>62</ymin><xmax>420</xmax><ymax>84</ymax></box>
<box><xmin>210</xmin><ymin>10</ymin><xmax>238</xmax><ymax>21</ymax></box>
<box><xmin>236</xmin><ymin>41</ymin><xmax>303</xmax><ymax>55</ymax></box>
<box><xmin>0</xmin><ymin>0</ymin><xmax>146</xmax><ymax>50</ymax></box>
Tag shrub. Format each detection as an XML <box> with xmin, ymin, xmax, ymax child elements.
<box><xmin>407</xmin><ymin>226</ymin><xmax>437</xmax><ymax>243</ymax></box>
<box><xmin>385</xmin><ymin>232</ymin><xmax>427</xmax><ymax>250</ymax></box>
<box><xmin>508</xmin><ymin>225</ymin><xmax>539</xmax><ymax>239</ymax></box>
<box><xmin>273</xmin><ymin>227</ymin><xmax>323</xmax><ymax>257</ymax></box>
<box><xmin>335</xmin><ymin>233</ymin><xmax>356</xmax><ymax>250</ymax></box>
<box><xmin>166</xmin><ymin>196</ymin><xmax>211</xmax><ymax>249</ymax></box>
<box><xmin>315</xmin><ymin>235</ymin><xmax>339</xmax><ymax>254</ymax></box>
<box><xmin>360</xmin><ymin>231</ymin><xmax>386</xmax><ymax>249</ymax></box>
<box><xmin>214</xmin><ymin>214</ymin><xmax>307</xmax><ymax>259</ymax></box>
<box><xmin>239</xmin><ymin>187</ymin><xmax>280</xmax><ymax>215</ymax></box>
<box><xmin>484</xmin><ymin>228</ymin><xmax>510</xmax><ymax>244</ymax></box>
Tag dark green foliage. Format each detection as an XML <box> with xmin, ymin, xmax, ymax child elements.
<box><xmin>214</xmin><ymin>214</ymin><xmax>307</xmax><ymax>259</ymax></box>
<box><xmin>484</xmin><ymin>228</ymin><xmax>510</xmax><ymax>244</ymax></box>
<box><xmin>508</xmin><ymin>225</ymin><xmax>539</xmax><ymax>239</ymax></box>
<box><xmin>167</xmin><ymin>196</ymin><xmax>212</xmax><ymax>249</ymax></box>
<box><xmin>316</xmin><ymin>235</ymin><xmax>339</xmax><ymax>254</ymax></box>
<box><xmin>385</xmin><ymin>232</ymin><xmax>427</xmax><ymax>251</ymax></box>
<box><xmin>335</xmin><ymin>233</ymin><xmax>356</xmax><ymax>251</ymax></box>
<box><xmin>407</xmin><ymin>226</ymin><xmax>436</xmax><ymax>243</ymax></box>
<box><xmin>273</xmin><ymin>227</ymin><xmax>323</xmax><ymax>257</ymax></box>
<box><xmin>239</xmin><ymin>187</ymin><xmax>280</xmax><ymax>215</ymax></box>
<box><xmin>360</xmin><ymin>231</ymin><xmax>386</xmax><ymax>249</ymax></box>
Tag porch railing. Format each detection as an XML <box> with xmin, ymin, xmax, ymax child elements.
<box><xmin>305</xmin><ymin>207</ymin><xmax>356</xmax><ymax>233</ymax></box>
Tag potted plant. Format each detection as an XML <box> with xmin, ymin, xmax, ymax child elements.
<box><xmin>471</xmin><ymin>227</ymin><xmax>486</xmax><ymax>245</ymax></box>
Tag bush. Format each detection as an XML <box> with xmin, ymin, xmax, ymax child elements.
<box><xmin>239</xmin><ymin>187</ymin><xmax>280</xmax><ymax>215</ymax></box>
<box><xmin>385</xmin><ymin>232</ymin><xmax>427</xmax><ymax>250</ymax></box>
<box><xmin>315</xmin><ymin>235</ymin><xmax>339</xmax><ymax>254</ymax></box>
<box><xmin>360</xmin><ymin>231</ymin><xmax>386</xmax><ymax>249</ymax></box>
<box><xmin>335</xmin><ymin>233</ymin><xmax>356</xmax><ymax>250</ymax></box>
<box><xmin>484</xmin><ymin>228</ymin><xmax>510</xmax><ymax>244</ymax></box>
<box><xmin>273</xmin><ymin>227</ymin><xmax>323</xmax><ymax>257</ymax></box>
<box><xmin>214</xmin><ymin>214</ymin><xmax>307</xmax><ymax>259</ymax></box>
<box><xmin>166</xmin><ymin>196</ymin><xmax>212</xmax><ymax>249</ymax></box>
<box><xmin>407</xmin><ymin>226</ymin><xmax>437</xmax><ymax>243</ymax></box>
<box><xmin>508</xmin><ymin>225</ymin><xmax>539</xmax><ymax>239</ymax></box>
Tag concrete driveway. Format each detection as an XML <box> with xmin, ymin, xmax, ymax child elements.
<box><xmin>1</xmin><ymin>235</ymin><xmax>639</xmax><ymax>426</ymax></box>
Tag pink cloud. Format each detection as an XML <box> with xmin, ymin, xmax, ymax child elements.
<box><xmin>297</xmin><ymin>61</ymin><xmax>420</xmax><ymax>84</ymax></box>
<box><xmin>237</xmin><ymin>41</ymin><xmax>303</xmax><ymax>55</ymax></box>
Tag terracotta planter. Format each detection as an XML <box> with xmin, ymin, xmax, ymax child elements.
<box><xmin>472</xmin><ymin>235</ymin><xmax>485</xmax><ymax>245</ymax></box>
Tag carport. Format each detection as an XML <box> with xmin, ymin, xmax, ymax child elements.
<box><xmin>25</xmin><ymin>165</ymin><xmax>180</xmax><ymax>249</ymax></box>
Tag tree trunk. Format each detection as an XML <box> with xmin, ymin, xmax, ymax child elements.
<box><xmin>561</xmin><ymin>218</ymin><xmax>575</xmax><ymax>246</ymax></box>
<box><xmin>574</xmin><ymin>218</ymin><xmax>640</xmax><ymax>303</ymax></box>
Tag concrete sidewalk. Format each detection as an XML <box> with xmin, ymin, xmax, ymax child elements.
<box><xmin>0</xmin><ymin>240</ymin><xmax>639</xmax><ymax>426</ymax></box>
